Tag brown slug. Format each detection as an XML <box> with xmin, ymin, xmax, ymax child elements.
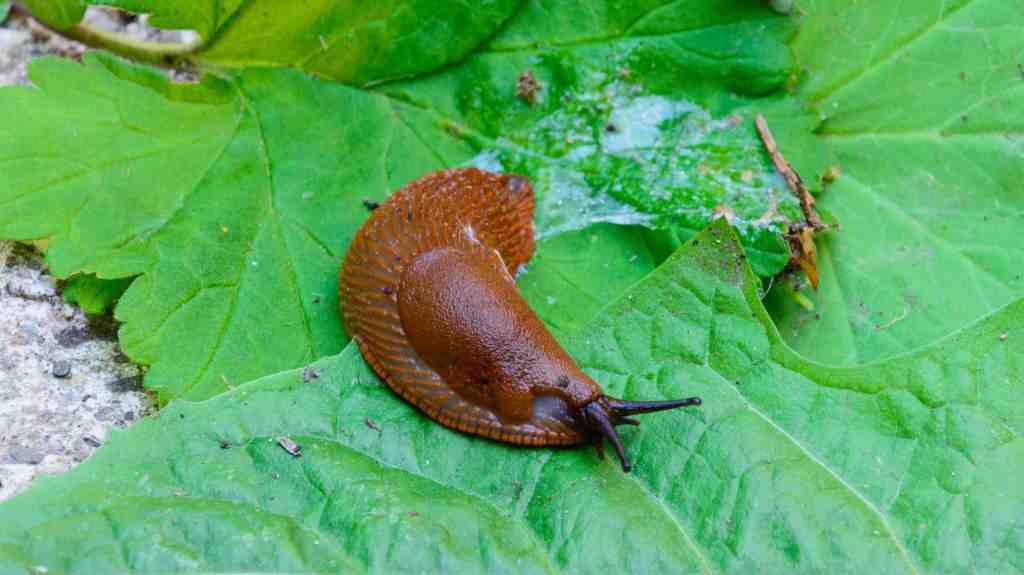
<box><xmin>339</xmin><ymin>168</ymin><xmax>700</xmax><ymax>472</ymax></box>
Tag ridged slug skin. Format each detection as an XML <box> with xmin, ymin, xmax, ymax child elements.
<box><xmin>340</xmin><ymin>168</ymin><xmax>701</xmax><ymax>469</ymax></box>
<box><xmin>340</xmin><ymin>168</ymin><xmax>596</xmax><ymax>445</ymax></box>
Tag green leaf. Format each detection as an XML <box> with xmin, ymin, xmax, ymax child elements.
<box><xmin>32</xmin><ymin>0</ymin><xmax>522</xmax><ymax>86</ymax></box>
<box><xmin>194</xmin><ymin>0</ymin><xmax>522</xmax><ymax>86</ymax></box>
<box><xmin>0</xmin><ymin>3</ymin><xmax>801</xmax><ymax>402</ymax></box>
<box><xmin>20</xmin><ymin>0</ymin><xmax>84</xmax><ymax>29</ymax></box>
<box><xmin>2</xmin><ymin>220</ymin><xmax>1020</xmax><ymax>573</ymax></box>
<box><xmin>86</xmin><ymin>0</ymin><xmax>242</xmax><ymax>40</ymax></box>
<box><xmin>0</xmin><ymin>2</ymin><xmax>11</xmax><ymax>24</ymax></box>
<box><xmin>62</xmin><ymin>274</ymin><xmax>134</xmax><ymax>315</ymax></box>
<box><xmin>765</xmin><ymin>0</ymin><xmax>1024</xmax><ymax>364</ymax></box>
<box><xmin>518</xmin><ymin>223</ymin><xmax>667</xmax><ymax>334</ymax></box>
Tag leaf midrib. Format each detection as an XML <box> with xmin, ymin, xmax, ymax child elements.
<box><xmin>175</xmin><ymin>81</ymin><xmax>322</xmax><ymax>399</ymax></box>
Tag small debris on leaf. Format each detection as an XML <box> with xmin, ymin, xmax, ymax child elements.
<box><xmin>790</xmin><ymin>286</ymin><xmax>815</xmax><ymax>312</ymax></box>
<box><xmin>713</xmin><ymin>205</ymin><xmax>737</xmax><ymax>224</ymax></box>
<box><xmin>218</xmin><ymin>439</ymin><xmax>231</xmax><ymax>449</ymax></box>
<box><xmin>792</xmin><ymin>227</ymin><xmax>820</xmax><ymax>290</ymax></box>
<box><xmin>823</xmin><ymin>164</ymin><xmax>842</xmax><ymax>183</ymax></box>
<box><xmin>756</xmin><ymin>114</ymin><xmax>832</xmax><ymax>290</ymax></box>
<box><xmin>516</xmin><ymin>70</ymin><xmax>542</xmax><ymax>105</ymax></box>
<box><xmin>756</xmin><ymin>114</ymin><xmax>824</xmax><ymax>229</ymax></box>
<box><xmin>365</xmin><ymin>416</ymin><xmax>382</xmax><ymax>433</ymax></box>
<box><xmin>1000</xmin><ymin>333</ymin><xmax>1009</xmax><ymax>342</ymax></box>
<box><xmin>408</xmin><ymin>511</ymin><xmax>419</xmax><ymax>518</ymax></box>
<box><xmin>362</xmin><ymin>198</ymin><xmax>380</xmax><ymax>211</ymax></box>
<box><xmin>277</xmin><ymin>436</ymin><xmax>302</xmax><ymax>457</ymax></box>
<box><xmin>82</xmin><ymin>434</ymin><xmax>102</xmax><ymax>448</ymax></box>
<box><xmin>302</xmin><ymin>366</ymin><xmax>321</xmax><ymax>382</ymax></box>
<box><xmin>444</xmin><ymin>122</ymin><xmax>464</xmax><ymax>137</ymax></box>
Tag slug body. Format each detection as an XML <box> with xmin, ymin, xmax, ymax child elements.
<box><xmin>340</xmin><ymin>168</ymin><xmax>700</xmax><ymax>471</ymax></box>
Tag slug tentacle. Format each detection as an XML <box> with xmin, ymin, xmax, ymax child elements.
<box><xmin>583</xmin><ymin>401</ymin><xmax>631</xmax><ymax>472</ymax></box>
<box><xmin>581</xmin><ymin>395</ymin><xmax>701</xmax><ymax>472</ymax></box>
<box><xmin>607</xmin><ymin>396</ymin><xmax>703</xmax><ymax>416</ymax></box>
<box><xmin>339</xmin><ymin>168</ymin><xmax>702</xmax><ymax>472</ymax></box>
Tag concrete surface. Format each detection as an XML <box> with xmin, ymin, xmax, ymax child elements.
<box><xmin>0</xmin><ymin>6</ymin><xmax>196</xmax><ymax>501</ymax></box>
<box><xmin>0</xmin><ymin>243</ymin><xmax>150</xmax><ymax>501</ymax></box>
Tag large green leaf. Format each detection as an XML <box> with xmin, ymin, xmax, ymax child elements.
<box><xmin>23</xmin><ymin>0</ymin><xmax>522</xmax><ymax>86</ymax></box>
<box><xmin>765</xmin><ymin>0</ymin><xmax>1024</xmax><ymax>364</ymax></box>
<box><xmin>0</xmin><ymin>2</ymin><xmax>802</xmax><ymax>401</ymax></box>
<box><xmin>189</xmin><ymin>0</ymin><xmax>523</xmax><ymax>86</ymax></box>
<box><xmin>19</xmin><ymin>0</ymin><xmax>84</xmax><ymax>29</ymax></box>
<box><xmin>1</xmin><ymin>221</ymin><xmax>1019</xmax><ymax>573</ymax></box>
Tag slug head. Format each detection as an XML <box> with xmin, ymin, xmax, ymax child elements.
<box><xmin>580</xmin><ymin>395</ymin><xmax>702</xmax><ymax>472</ymax></box>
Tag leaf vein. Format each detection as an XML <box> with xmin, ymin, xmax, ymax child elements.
<box><xmin>719</xmin><ymin>371</ymin><xmax>922</xmax><ymax>574</ymax></box>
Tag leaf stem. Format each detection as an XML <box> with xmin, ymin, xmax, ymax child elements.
<box><xmin>59</xmin><ymin>23</ymin><xmax>198</xmax><ymax>68</ymax></box>
<box><xmin>10</xmin><ymin>3</ymin><xmax>200</xmax><ymax>69</ymax></box>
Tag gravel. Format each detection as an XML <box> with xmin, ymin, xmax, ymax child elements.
<box><xmin>0</xmin><ymin>5</ymin><xmax>197</xmax><ymax>501</ymax></box>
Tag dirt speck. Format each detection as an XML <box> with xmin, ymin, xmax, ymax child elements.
<box><xmin>302</xmin><ymin>366</ymin><xmax>321</xmax><ymax>382</ymax></box>
<box><xmin>365</xmin><ymin>416</ymin><xmax>382</xmax><ymax>433</ymax></box>
<box><xmin>516</xmin><ymin>70</ymin><xmax>542</xmax><ymax>105</ymax></box>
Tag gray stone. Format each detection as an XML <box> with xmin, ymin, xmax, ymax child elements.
<box><xmin>108</xmin><ymin>375</ymin><xmax>142</xmax><ymax>392</ymax></box>
<box><xmin>55</xmin><ymin>325</ymin><xmax>91</xmax><ymax>347</ymax></box>
<box><xmin>7</xmin><ymin>446</ymin><xmax>44</xmax><ymax>465</ymax></box>
<box><xmin>51</xmin><ymin>360</ymin><xmax>71</xmax><ymax>378</ymax></box>
<box><xmin>94</xmin><ymin>405</ymin><xmax>117</xmax><ymax>422</ymax></box>
<box><xmin>5</xmin><ymin>277</ymin><xmax>56</xmax><ymax>301</ymax></box>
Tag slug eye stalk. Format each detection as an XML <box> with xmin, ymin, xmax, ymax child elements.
<box><xmin>583</xmin><ymin>395</ymin><xmax>702</xmax><ymax>473</ymax></box>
